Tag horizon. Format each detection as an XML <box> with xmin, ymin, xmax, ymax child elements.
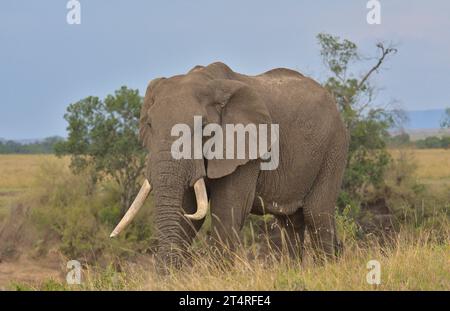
<box><xmin>1</xmin><ymin>108</ymin><xmax>447</xmax><ymax>142</ymax></box>
<box><xmin>1</xmin><ymin>1</ymin><xmax>450</xmax><ymax>139</ymax></box>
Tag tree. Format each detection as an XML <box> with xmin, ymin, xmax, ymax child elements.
<box><xmin>441</xmin><ymin>136</ymin><xmax>450</xmax><ymax>149</ymax></box>
<box><xmin>0</xmin><ymin>136</ymin><xmax>63</xmax><ymax>154</ymax></box>
<box><xmin>441</xmin><ymin>108</ymin><xmax>450</xmax><ymax>128</ymax></box>
<box><xmin>416</xmin><ymin>136</ymin><xmax>450</xmax><ymax>149</ymax></box>
<box><xmin>317</xmin><ymin>33</ymin><xmax>397</xmax><ymax>207</ymax></box>
<box><xmin>388</xmin><ymin>133</ymin><xmax>411</xmax><ymax>147</ymax></box>
<box><xmin>55</xmin><ymin>86</ymin><xmax>146</xmax><ymax>213</ymax></box>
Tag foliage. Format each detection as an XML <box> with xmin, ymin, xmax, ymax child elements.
<box><xmin>441</xmin><ymin>107</ymin><xmax>450</xmax><ymax>128</ymax></box>
<box><xmin>387</xmin><ymin>133</ymin><xmax>450</xmax><ymax>149</ymax></box>
<box><xmin>387</xmin><ymin>133</ymin><xmax>411</xmax><ymax>147</ymax></box>
<box><xmin>28</xmin><ymin>158</ymin><xmax>155</xmax><ymax>261</ymax></box>
<box><xmin>335</xmin><ymin>204</ymin><xmax>362</xmax><ymax>243</ymax></box>
<box><xmin>415</xmin><ymin>135</ymin><xmax>450</xmax><ymax>149</ymax></box>
<box><xmin>0</xmin><ymin>136</ymin><xmax>63</xmax><ymax>154</ymax></box>
<box><xmin>54</xmin><ymin>86</ymin><xmax>146</xmax><ymax>212</ymax></box>
<box><xmin>317</xmin><ymin>33</ymin><xmax>397</xmax><ymax>208</ymax></box>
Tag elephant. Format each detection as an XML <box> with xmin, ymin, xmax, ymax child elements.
<box><xmin>110</xmin><ymin>62</ymin><xmax>349</xmax><ymax>267</ymax></box>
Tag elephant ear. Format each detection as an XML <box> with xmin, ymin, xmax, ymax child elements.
<box><xmin>140</xmin><ymin>77</ymin><xmax>165</xmax><ymax>145</ymax></box>
<box><xmin>204</xmin><ymin>79</ymin><xmax>273</xmax><ymax>179</ymax></box>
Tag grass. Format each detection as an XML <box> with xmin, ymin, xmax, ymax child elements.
<box><xmin>0</xmin><ymin>155</ymin><xmax>65</xmax><ymax>223</ymax></box>
<box><xmin>389</xmin><ymin>149</ymin><xmax>450</xmax><ymax>192</ymax></box>
<box><xmin>412</xmin><ymin>149</ymin><xmax>450</xmax><ymax>181</ymax></box>
<box><xmin>143</xmin><ymin>228</ymin><xmax>449</xmax><ymax>290</ymax></box>
<box><xmin>1</xmin><ymin>151</ymin><xmax>449</xmax><ymax>290</ymax></box>
<box><xmin>1</xmin><ymin>149</ymin><xmax>445</xmax><ymax>198</ymax></box>
<box><xmin>0</xmin><ymin>154</ymin><xmax>62</xmax><ymax>190</ymax></box>
<box><xmin>8</xmin><ymin>225</ymin><xmax>450</xmax><ymax>291</ymax></box>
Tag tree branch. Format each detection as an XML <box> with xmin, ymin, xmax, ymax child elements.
<box><xmin>357</xmin><ymin>43</ymin><xmax>397</xmax><ymax>90</ymax></box>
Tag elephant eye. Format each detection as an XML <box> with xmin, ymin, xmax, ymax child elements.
<box><xmin>146</xmin><ymin>121</ymin><xmax>152</xmax><ymax>129</ymax></box>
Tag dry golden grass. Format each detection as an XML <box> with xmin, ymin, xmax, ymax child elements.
<box><xmin>2</xmin><ymin>150</ymin><xmax>446</xmax><ymax>189</ymax></box>
<box><xmin>13</xmin><ymin>226</ymin><xmax>450</xmax><ymax>291</ymax></box>
<box><xmin>413</xmin><ymin>149</ymin><xmax>450</xmax><ymax>180</ymax></box>
<box><xmin>141</xmin><ymin>236</ymin><xmax>449</xmax><ymax>290</ymax></box>
<box><xmin>390</xmin><ymin>149</ymin><xmax>450</xmax><ymax>180</ymax></box>
<box><xmin>1</xmin><ymin>152</ymin><xmax>449</xmax><ymax>291</ymax></box>
<box><xmin>0</xmin><ymin>155</ymin><xmax>67</xmax><ymax>191</ymax></box>
<box><xmin>1</xmin><ymin>150</ymin><xmax>446</xmax><ymax>198</ymax></box>
<box><xmin>389</xmin><ymin>149</ymin><xmax>450</xmax><ymax>192</ymax></box>
<box><xmin>0</xmin><ymin>155</ymin><xmax>67</xmax><ymax>221</ymax></box>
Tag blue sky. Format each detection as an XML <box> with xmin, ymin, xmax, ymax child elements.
<box><xmin>1</xmin><ymin>0</ymin><xmax>449</xmax><ymax>139</ymax></box>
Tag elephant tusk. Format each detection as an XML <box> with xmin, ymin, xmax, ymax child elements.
<box><xmin>110</xmin><ymin>179</ymin><xmax>152</xmax><ymax>238</ymax></box>
<box><xmin>185</xmin><ymin>178</ymin><xmax>209</xmax><ymax>220</ymax></box>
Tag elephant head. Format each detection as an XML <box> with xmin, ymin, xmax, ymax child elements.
<box><xmin>110</xmin><ymin>62</ymin><xmax>272</xmax><ymax>267</ymax></box>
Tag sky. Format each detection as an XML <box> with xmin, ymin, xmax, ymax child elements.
<box><xmin>1</xmin><ymin>0</ymin><xmax>450</xmax><ymax>139</ymax></box>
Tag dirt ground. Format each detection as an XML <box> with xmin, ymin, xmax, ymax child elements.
<box><xmin>0</xmin><ymin>256</ymin><xmax>64</xmax><ymax>290</ymax></box>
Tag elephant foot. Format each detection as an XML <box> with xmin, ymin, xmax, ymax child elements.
<box><xmin>261</xmin><ymin>217</ymin><xmax>304</xmax><ymax>261</ymax></box>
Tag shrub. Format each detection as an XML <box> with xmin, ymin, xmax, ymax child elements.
<box><xmin>28</xmin><ymin>158</ymin><xmax>155</xmax><ymax>262</ymax></box>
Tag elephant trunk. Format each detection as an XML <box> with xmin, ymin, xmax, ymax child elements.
<box><xmin>110</xmin><ymin>153</ymin><xmax>209</xmax><ymax>268</ymax></box>
<box><xmin>152</xmin><ymin>161</ymin><xmax>190</xmax><ymax>267</ymax></box>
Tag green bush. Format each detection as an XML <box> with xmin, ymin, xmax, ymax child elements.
<box><xmin>28</xmin><ymin>158</ymin><xmax>155</xmax><ymax>262</ymax></box>
<box><xmin>387</xmin><ymin>133</ymin><xmax>411</xmax><ymax>147</ymax></box>
<box><xmin>415</xmin><ymin>136</ymin><xmax>450</xmax><ymax>149</ymax></box>
<box><xmin>335</xmin><ymin>204</ymin><xmax>362</xmax><ymax>243</ymax></box>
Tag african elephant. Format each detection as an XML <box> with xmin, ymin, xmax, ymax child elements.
<box><xmin>111</xmin><ymin>62</ymin><xmax>349</xmax><ymax>267</ymax></box>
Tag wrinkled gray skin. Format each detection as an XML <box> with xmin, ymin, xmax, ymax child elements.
<box><xmin>140</xmin><ymin>62</ymin><xmax>349</xmax><ymax>267</ymax></box>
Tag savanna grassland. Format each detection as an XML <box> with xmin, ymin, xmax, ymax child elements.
<box><xmin>0</xmin><ymin>151</ymin><xmax>449</xmax><ymax>291</ymax></box>
<box><xmin>0</xmin><ymin>155</ymin><xmax>63</xmax><ymax>223</ymax></box>
<box><xmin>390</xmin><ymin>149</ymin><xmax>450</xmax><ymax>191</ymax></box>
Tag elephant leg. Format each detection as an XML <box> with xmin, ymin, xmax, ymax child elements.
<box><xmin>208</xmin><ymin>161</ymin><xmax>260</xmax><ymax>252</ymax></box>
<box><xmin>268</xmin><ymin>209</ymin><xmax>306</xmax><ymax>259</ymax></box>
<box><xmin>303</xmin><ymin>144</ymin><xmax>346</xmax><ymax>262</ymax></box>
